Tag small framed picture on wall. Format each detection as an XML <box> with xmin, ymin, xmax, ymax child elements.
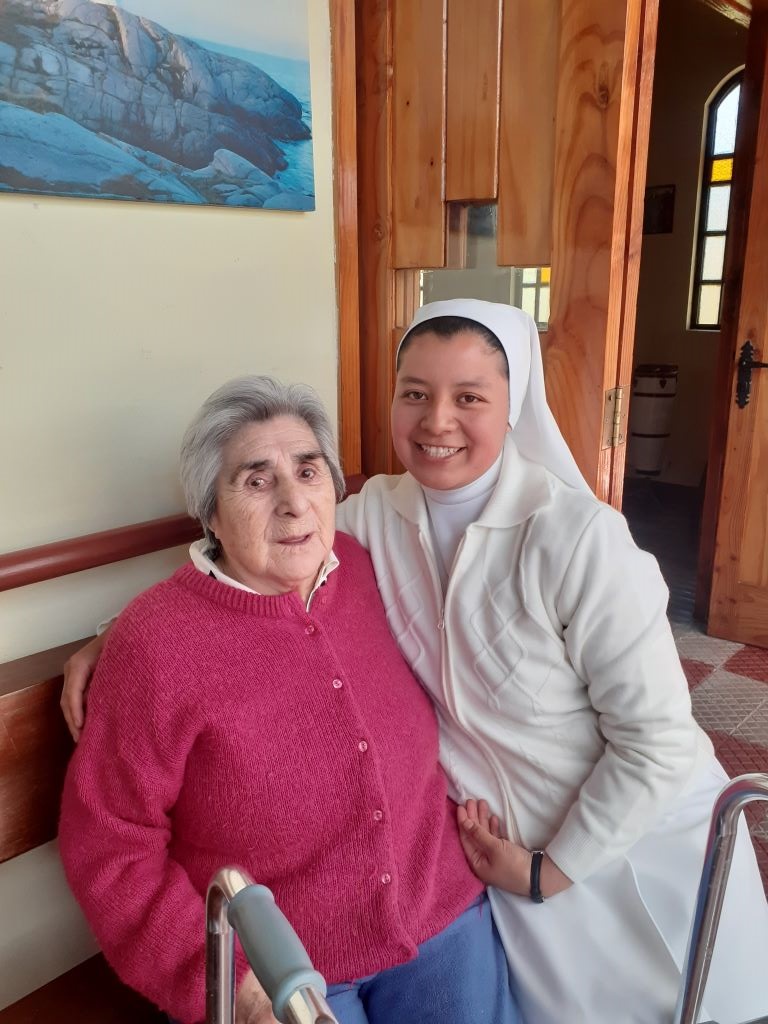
<box><xmin>643</xmin><ymin>184</ymin><xmax>676</xmax><ymax>235</ymax></box>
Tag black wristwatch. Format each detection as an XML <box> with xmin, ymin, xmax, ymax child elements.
<box><xmin>529</xmin><ymin>849</ymin><xmax>545</xmax><ymax>903</ymax></box>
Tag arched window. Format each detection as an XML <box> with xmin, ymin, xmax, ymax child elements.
<box><xmin>690</xmin><ymin>70</ymin><xmax>742</xmax><ymax>329</ymax></box>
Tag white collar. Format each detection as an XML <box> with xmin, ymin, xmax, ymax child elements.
<box><xmin>387</xmin><ymin>436</ymin><xmax>555</xmax><ymax>530</ymax></box>
<box><xmin>189</xmin><ymin>539</ymin><xmax>339</xmax><ymax>611</ymax></box>
<box><xmin>421</xmin><ymin>452</ymin><xmax>502</xmax><ymax>507</ymax></box>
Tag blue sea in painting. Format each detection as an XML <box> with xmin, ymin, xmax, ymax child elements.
<box><xmin>196</xmin><ymin>41</ymin><xmax>314</xmax><ymax>198</ymax></box>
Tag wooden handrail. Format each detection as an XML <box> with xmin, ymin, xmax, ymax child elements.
<box><xmin>0</xmin><ymin>475</ymin><xmax>368</xmax><ymax>593</ymax></box>
<box><xmin>0</xmin><ymin>514</ymin><xmax>203</xmax><ymax>593</ymax></box>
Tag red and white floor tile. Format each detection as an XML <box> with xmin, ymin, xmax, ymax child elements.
<box><xmin>624</xmin><ymin>479</ymin><xmax>768</xmax><ymax>893</ymax></box>
<box><xmin>679</xmin><ymin>627</ymin><xmax>768</xmax><ymax>892</ymax></box>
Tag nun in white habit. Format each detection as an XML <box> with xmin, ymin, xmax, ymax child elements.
<box><xmin>336</xmin><ymin>298</ymin><xmax>768</xmax><ymax>1024</ymax></box>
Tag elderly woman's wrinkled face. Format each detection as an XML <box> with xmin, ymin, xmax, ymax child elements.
<box><xmin>210</xmin><ymin>415</ymin><xmax>337</xmax><ymax>602</ymax></box>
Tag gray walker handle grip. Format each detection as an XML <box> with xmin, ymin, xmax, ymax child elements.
<box><xmin>227</xmin><ymin>884</ymin><xmax>327</xmax><ymax>1021</ymax></box>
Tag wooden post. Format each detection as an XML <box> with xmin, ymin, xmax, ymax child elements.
<box><xmin>497</xmin><ymin>0</ymin><xmax>558</xmax><ymax>266</ymax></box>
<box><xmin>445</xmin><ymin>0</ymin><xmax>502</xmax><ymax>202</ymax></box>
<box><xmin>392</xmin><ymin>0</ymin><xmax>447</xmax><ymax>268</ymax></box>
<box><xmin>545</xmin><ymin>0</ymin><xmax>657</xmax><ymax>500</ymax></box>
<box><xmin>331</xmin><ymin>0</ymin><xmax>362</xmax><ymax>474</ymax></box>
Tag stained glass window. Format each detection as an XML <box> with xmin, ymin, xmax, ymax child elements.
<box><xmin>518</xmin><ymin>266</ymin><xmax>551</xmax><ymax>328</ymax></box>
<box><xmin>690</xmin><ymin>71</ymin><xmax>742</xmax><ymax>329</ymax></box>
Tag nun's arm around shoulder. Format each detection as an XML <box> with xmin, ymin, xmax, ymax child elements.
<box><xmin>540</xmin><ymin>499</ymin><xmax>700</xmax><ymax>883</ymax></box>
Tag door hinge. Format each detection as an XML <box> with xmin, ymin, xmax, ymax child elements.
<box><xmin>602</xmin><ymin>387</ymin><xmax>627</xmax><ymax>449</ymax></box>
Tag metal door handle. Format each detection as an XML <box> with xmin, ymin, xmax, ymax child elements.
<box><xmin>736</xmin><ymin>340</ymin><xmax>768</xmax><ymax>408</ymax></box>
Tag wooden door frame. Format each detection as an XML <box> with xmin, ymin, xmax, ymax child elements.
<box><xmin>355</xmin><ymin>0</ymin><xmax>398</xmax><ymax>477</ymax></box>
<box><xmin>585</xmin><ymin>0</ymin><xmax>660</xmax><ymax>505</ymax></box>
<box><xmin>331</xmin><ymin>0</ymin><xmax>362</xmax><ymax>476</ymax></box>
<box><xmin>695</xmin><ymin>1</ymin><xmax>766</xmax><ymax>620</ymax></box>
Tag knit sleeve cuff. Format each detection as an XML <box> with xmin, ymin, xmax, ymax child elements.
<box><xmin>545</xmin><ymin>821</ymin><xmax>613</xmax><ymax>884</ymax></box>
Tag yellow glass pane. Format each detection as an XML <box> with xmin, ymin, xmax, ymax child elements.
<box><xmin>540</xmin><ymin>266</ymin><xmax>551</xmax><ymax>285</ymax></box>
<box><xmin>711</xmin><ymin>158</ymin><xmax>733</xmax><ymax>183</ymax></box>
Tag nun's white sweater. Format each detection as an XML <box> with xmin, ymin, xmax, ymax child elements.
<box><xmin>336</xmin><ymin>437</ymin><xmax>712</xmax><ymax>883</ymax></box>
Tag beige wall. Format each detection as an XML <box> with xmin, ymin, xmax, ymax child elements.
<box><xmin>0</xmin><ymin>0</ymin><xmax>338</xmax><ymax>1005</ymax></box>
<box><xmin>0</xmin><ymin>842</ymin><xmax>99</xmax><ymax>1009</ymax></box>
<box><xmin>631</xmin><ymin>0</ymin><xmax>746</xmax><ymax>486</ymax></box>
<box><xmin>0</xmin><ymin>0</ymin><xmax>338</xmax><ymax>666</ymax></box>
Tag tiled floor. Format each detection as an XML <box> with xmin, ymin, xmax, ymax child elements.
<box><xmin>623</xmin><ymin>479</ymin><xmax>768</xmax><ymax>893</ymax></box>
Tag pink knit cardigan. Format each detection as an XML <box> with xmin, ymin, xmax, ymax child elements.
<box><xmin>59</xmin><ymin>532</ymin><xmax>481</xmax><ymax>1023</ymax></box>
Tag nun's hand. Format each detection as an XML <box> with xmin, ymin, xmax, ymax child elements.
<box><xmin>61</xmin><ymin>630</ymin><xmax>109</xmax><ymax>741</ymax></box>
<box><xmin>457</xmin><ymin>799</ymin><xmax>572</xmax><ymax>898</ymax></box>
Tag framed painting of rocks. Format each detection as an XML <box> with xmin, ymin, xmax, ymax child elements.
<box><xmin>0</xmin><ymin>0</ymin><xmax>315</xmax><ymax>210</ymax></box>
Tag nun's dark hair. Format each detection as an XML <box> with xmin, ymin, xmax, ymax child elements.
<box><xmin>396</xmin><ymin>315</ymin><xmax>509</xmax><ymax>378</ymax></box>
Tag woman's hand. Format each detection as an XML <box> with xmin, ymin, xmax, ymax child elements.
<box><xmin>61</xmin><ymin>629</ymin><xmax>109</xmax><ymax>741</ymax></box>
<box><xmin>235</xmin><ymin>970</ymin><xmax>280</xmax><ymax>1024</ymax></box>
<box><xmin>457</xmin><ymin>799</ymin><xmax>572</xmax><ymax>899</ymax></box>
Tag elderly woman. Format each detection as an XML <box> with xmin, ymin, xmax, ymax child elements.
<box><xmin>58</xmin><ymin>377</ymin><xmax>519</xmax><ymax>1024</ymax></box>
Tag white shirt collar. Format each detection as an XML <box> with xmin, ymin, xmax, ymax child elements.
<box><xmin>387</xmin><ymin>436</ymin><xmax>555</xmax><ymax>529</ymax></box>
<box><xmin>189</xmin><ymin>539</ymin><xmax>339</xmax><ymax>611</ymax></box>
<box><xmin>421</xmin><ymin>452</ymin><xmax>502</xmax><ymax>507</ymax></box>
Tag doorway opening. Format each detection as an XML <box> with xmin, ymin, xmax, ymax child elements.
<box><xmin>623</xmin><ymin>0</ymin><xmax>748</xmax><ymax>633</ymax></box>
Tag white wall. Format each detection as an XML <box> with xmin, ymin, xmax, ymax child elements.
<box><xmin>0</xmin><ymin>1</ymin><xmax>338</xmax><ymax>665</ymax></box>
<box><xmin>0</xmin><ymin>842</ymin><xmax>99</xmax><ymax>1009</ymax></box>
<box><xmin>631</xmin><ymin>0</ymin><xmax>746</xmax><ymax>486</ymax></box>
<box><xmin>0</xmin><ymin>0</ymin><xmax>338</xmax><ymax>1006</ymax></box>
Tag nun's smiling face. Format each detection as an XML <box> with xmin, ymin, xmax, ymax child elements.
<box><xmin>392</xmin><ymin>329</ymin><xmax>510</xmax><ymax>490</ymax></box>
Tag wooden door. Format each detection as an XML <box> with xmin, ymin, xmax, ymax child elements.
<box><xmin>355</xmin><ymin>0</ymin><xmax>659</xmax><ymax>505</ymax></box>
<box><xmin>706</xmin><ymin>2</ymin><xmax>768</xmax><ymax>646</ymax></box>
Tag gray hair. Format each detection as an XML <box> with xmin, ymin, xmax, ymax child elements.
<box><xmin>180</xmin><ymin>375</ymin><xmax>345</xmax><ymax>555</ymax></box>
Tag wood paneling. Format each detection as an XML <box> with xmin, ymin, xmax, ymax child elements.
<box><xmin>394</xmin><ymin>269</ymin><xmax>421</xmax><ymax>330</ymax></box>
<box><xmin>603</xmin><ymin>0</ymin><xmax>659</xmax><ymax>506</ymax></box>
<box><xmin>357</xmin><ymin>0</ymin><xmax>398</xmax><ymax>475</ymax></box>
<box><xmin>708</xmin><ymin>6</ymin><xmax>768</xmax><ymax>645</ymax></box>
<box><xmin>0</xmin><ymin>639</ymin><xmax>89</xmax><ymax>698</ymax></box>
<box><xmin>392</xmin><ymin>0</ymin><xmax>446</xmax><ymax>268</ymax></box>
<box><xmin>445</xmin><ymin>0</ymin><xmax>502</xmax><ymax>202</ymax></box>
<box><xmin>357</xmin><ymin>0</ymin><xmax>657</xmax><ymax>490</ymax></box>
<box><xmin>0</xmin><ymin>643</ymin><xmax>77</xmax><ymax>863</ymax></box>
<box><xmin>0</xmin><ymin>955</ymin><xmax>164</xmax><ymax>1024</ymax></box>
<box><xmin>545</xmin><ymin>0</ymin><xmax>650</xmax><ymax>497</ymax></box>
<box><xmin>331</xmin><ymin>0</ymin><xmax>362</xmax><ymax>476</ymax></box>
<box><xmin>696</xmin><ymin>7</ymin><xmax>766</xmax><ymax>619</ymax></box>
<box><xmin>497</xmin><ymin>0</ymin><xmax>558</xmax><ymax>267</ymax></box>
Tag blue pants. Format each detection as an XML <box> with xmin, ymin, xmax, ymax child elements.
<box><xmin>326</xmin><ymin>894</ymin><xmax>520</xmax><ymax>1024</ymax></box>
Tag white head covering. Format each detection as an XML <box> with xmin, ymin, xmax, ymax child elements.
<box><xmin>397</xmin><ymin>298</ymin><xmax>591</xmax><ymax>493</ymax></box>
